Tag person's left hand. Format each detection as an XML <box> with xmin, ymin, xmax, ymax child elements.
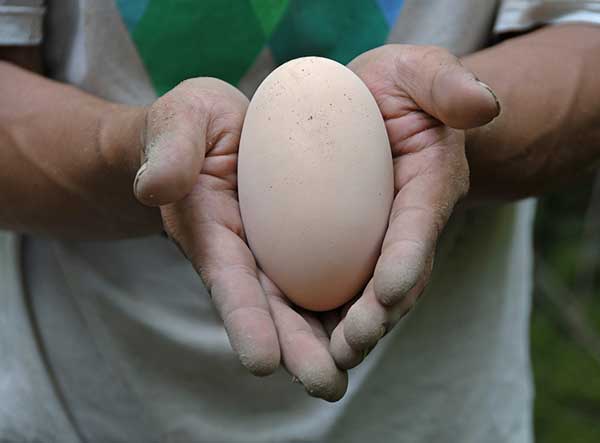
<box><xmin>326</xmin><ymin>44</ymin><xmax>501</xmax><ymax>369</ymax></box>
<box><xmin>134</xmin><ymin>78</ymin><xmax>348</xmax><ymax>402</ymax></box>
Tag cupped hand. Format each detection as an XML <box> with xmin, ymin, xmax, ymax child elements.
<box><xmin>133</xmin><ymin>78</ymin><xmax>347</xmax><ymax>401</ymax></box>
<box><xmin>328</xmin><ymin>45</ymin><xmax>501</xmax><ymax>369</ymax></box>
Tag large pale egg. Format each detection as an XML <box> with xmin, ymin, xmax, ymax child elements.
<box><xmin>238</xmin><ymin>56</ymin><xmax>394</xmax><ymax>311</ymax></box>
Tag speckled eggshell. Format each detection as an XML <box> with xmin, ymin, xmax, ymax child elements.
<box><xmin>238</xmin><ymin>56</ymin><xmax>394</xmax><ymax>311</ymax></box>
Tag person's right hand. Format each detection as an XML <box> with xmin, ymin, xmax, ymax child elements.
<box><xmin>131</xmin><ymin>78</ymin><xmax>347</xmax><ymax>401</ymax></box>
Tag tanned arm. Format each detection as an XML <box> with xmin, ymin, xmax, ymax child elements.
<box><xmin>464</xmin><ymin>24</ymin><xmax>600</xmax><ymax>200</ymax></box>
<box><xmin>0</xmin><ymin>50</ymin><xmax>155</xmax><ymax>238</ymax></box>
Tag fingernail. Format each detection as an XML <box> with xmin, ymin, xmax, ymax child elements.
<box><xmin>133</xmin><ymin>162</ymin><xmax>148</xmax><ymax>196</ymax></box>
<box><xmin>477</xmin><ymin>80</ymin><xmax>501</xmax><ymax>115</ymax></box>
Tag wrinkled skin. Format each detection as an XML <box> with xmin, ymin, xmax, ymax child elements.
<box><xmin>329</xmin><ymin>45</ymin><xmax>499</xmax><ymax>371</ymax></box>
<box><xmin>134</xmin><ymin>77</ymin><xmax>347</xmax><ymax>401</ymax></box>
<box><xmin>135</xmin><ymin>45</ymin><xmax>499</xmax><ymax>402</ymax></box>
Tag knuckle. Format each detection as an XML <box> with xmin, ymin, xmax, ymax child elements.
<box><xmin>185</xmin><ymin>76</ymin><xmax>229</xmax><ymax>91</ymax></box>
<box><xmin>178</xmin><ymin>77</ymin><xmax>248</xmax><ymax>107</ymax></box>
<box><xmin>407</xmin><ymin>46</ymin><xmax>455</xmax><ymax>77</ymax></box>
<box><xmin>167</xmin><ymin>79</ymin><xmax>212</xmax><ymax>114</ymax></box>
<box><xmin>421</xmin><ymin>45</ymin><xmax>451</xmax><ymax>60</ymax></box>
<box><xmin>210</xmin><ymin>263</ymin><xmax>256</xmax><ymax>294</ymax></box>
<box><xmin>148</xmin><ymin>93</ymin><xmax>206</xmax><ymax>140</ymax></box>
<box><xmin>176</xmin><ymin>77</ymin><xmax>230</xmax><ymax>96</ymax></box>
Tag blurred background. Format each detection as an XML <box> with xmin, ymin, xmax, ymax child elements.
<box><xmin>532</xmin><ymin>175</ymin><xmax>600</xmax><ymax>442</ymax></box>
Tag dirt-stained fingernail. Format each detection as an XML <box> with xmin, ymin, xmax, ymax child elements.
<box><xmin>133</xmin><ymin>161</ymin><xmax>148</xmax><ymax>196</ymax></box>
<box><xmin>476</xmin><ymin>80</ymin><xmax>501</xmax><ymax>115</ymax></box>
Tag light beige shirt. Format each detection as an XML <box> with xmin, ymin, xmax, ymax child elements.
<box><xmin>1</xmin><ymin>1</ymin><xmax>600</xmax><ymax>442</ymax></box>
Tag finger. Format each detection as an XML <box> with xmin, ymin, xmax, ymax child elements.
<box><xmin>342</xmin><ymin>268</ymin><xmax>429</xmax><ymax>354</ymax></box>
<box><xmin>340</xmin><ymin>280</ymin><xmax>386</xmax><ymax>351</ymax></box>
<box><xmin>135</xmin><ymin>78</ymin><xmax>248</xmax><ymax>206</ymax></box>
<box><xmin>262</xmin><ymin>275</ymin><xmax>348</xmax><ymax>402</ymax></box>
<box><xmin>330</xmin><ymin>323</ymin><xmax>364</xmax><ymax>369</ymax></box>
<box><xmin>352</xmin><ymin>45</ymin><xmax>500</xmax><ymax>129</ymax></box>
<box><xmin>201</xmin><ymin>229</ymin><xmax>280</xmax><ymax>376</ymax></box>
<box><xmin>164</xmin><ymin>195</ymin><xmax>280</xmax><ymax>376</ymax></box>
<box><xmin>329</xmin><ymin>295</ymin><xmax>366</xmax><ymax>369</ymax></box>
<box><xmin>424</xmin><ymin>54</ymin><xmax>500</xmax><ymax>129</ymax></box>
<box><xmin>375</xmin><ymin>135</ymin><xmax>467</xmax><ymax>307</ymax></box>
<box><xmin>212</xmin><ymin>268</ymin><xmax>280</xmax><ymax>376</ymax></box>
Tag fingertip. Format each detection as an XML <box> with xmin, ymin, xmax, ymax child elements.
<box><xmin>457</xmin><ymin>79</ymin><xmax>500</xmax><ymax>128</ymax></box>
<box><xmin>134</xmin><ymin>157</ymin><xmax>199</xmax><ymax>206</ymax></box>
<box><xmin>224</xmin><ymin>308</ymin><xmax>281</xmax><ymax>377</ymax></box>
<box><xmin>133</xmin><ymin>166</ymin><xmax>164</xmax><ymax>206</ymax></box>
<box><xmin>373</xmin><ymin>258</ymin><xmax>421</xmax><ymax>307</ymax></box>
<box><xmin>343</xmin><ymin>305</ymin><xmax>386</xmax><ymax>351</ymax></box>
<box><xmin>476</xmin><ymin>80</ymin><xmax>501</xmax><ymax>120</ymax></box>
<box><xmin>133</xmin><ymin>162</ymin><xmax>150</xmax><ymax>202</ymax></box>
<box><xmin>239</xmin><ymin>347</ymin><xmax>281</xmax><ymax>377</ymax></box>
<box><xmin>299</xmin><ymin>363</ymin><xmax>348</xmax><ymax>402</ymax></box>
<box><xmin>234</xmin><ymin>334</ymin><xmax>281</xmax><ymax>377</ymax></box>
<box><xmin>433</xmin><ymin>68</ymin><xmax>500</xmax><ymax>129</ymax></box>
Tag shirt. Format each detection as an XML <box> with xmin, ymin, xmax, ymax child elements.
<box><xmin>2</xmin><ymin>1</ymin><xmax>600</xmax><ymax>442</ymax></box>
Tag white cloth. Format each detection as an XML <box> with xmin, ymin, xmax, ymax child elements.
<box><xmin>0</xmin><ymin>1</ymin><xmax>44</xmax><ymax>45</ymax></box>
<box><xmin>496</xmin><ymin>0</ymin><xmax>600</xmax><ymax>32</ymax></box>
<box><xmin>1</xmin><ymin>1</ymin><xmax>600</xmax><ymax>442</ymax></box>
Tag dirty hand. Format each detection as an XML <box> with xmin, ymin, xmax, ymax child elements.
<box><xmin>328</xmin><ymin>45</ymin><xmax>500</xmax><ymax>369</ymax></box>
<box><xmin>134</xmin><ymin>78</ymin><xmax>346</xmax><ymax>402</ymax></box>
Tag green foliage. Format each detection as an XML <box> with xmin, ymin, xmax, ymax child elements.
<box><xmin>533</xmin><ymin>176</ymin><xmax>600</xmax><ymax>442</ymax></box>
<box><xmin>531</xmin><ymin>308</ymin><xmax>600</xmax><ymax>442</ymax></box>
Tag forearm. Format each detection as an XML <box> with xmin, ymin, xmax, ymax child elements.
<box><xmin>0</xmin><ymin>61</ymin><xmax>160</xmax><ymax>238</ymax></box>
<box><xmin>463</xmin><ymin>24</ymin><xmax>600</xmax><ymax>200</ymax></box>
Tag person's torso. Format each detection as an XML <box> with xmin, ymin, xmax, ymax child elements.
<box><xmin>1</xmin><ymin>1</ymin><xmax>535</xmax><ymax>442</ymax></box>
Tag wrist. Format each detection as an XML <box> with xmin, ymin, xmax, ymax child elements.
<box><xmin>92</xmin><ymin>102</ymin><xmax>162</xmax><ymax>236</ymax></box>
<box><xmin>97</xmin><ymin>103</ymin><xmax>147</xmax><ymax>185</ymax></box>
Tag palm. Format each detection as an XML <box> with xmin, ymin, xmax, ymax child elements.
<box><xmin>329</xmin><ymin>45</ymin><xmax>497</xmax><ymax>368</ymax></box>
<box><xmin>327</xmin><ymin>98</ymin><xmax>465</xmax><ymax>365</ymax></box>
<box><xmin>159</xmin><ymin>90</ymin><xmax>347</xmax><ymax>401</ymax></box>
<box><xmin>140</xmin><ymin>47</ymin><xmax>498</xmax><ymax>398</ymax></box>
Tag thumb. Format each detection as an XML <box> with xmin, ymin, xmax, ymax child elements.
<box><xmin>352</xmin><ymin>45</ymin><xmax>500</xmax><ymax>129</ymax></box>
<box><xmin>426</xmin><ymin>57</ymin><xmax>501</xmax><ymax>129</ymax></box>
<box><xmin>407</xmin><ymin>47</ymin><xmax>500</xmax><ymax>129</ymax></box>
<box><xmin>134</xmin><ymin>78</ymin><xmax>248</xmax><ymax>206</ymax></box>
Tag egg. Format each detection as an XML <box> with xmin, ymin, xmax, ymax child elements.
<box><xmin>238</xmin><ymin>56</ymin><xmax>394</xmax><ymax>311</ymax></box>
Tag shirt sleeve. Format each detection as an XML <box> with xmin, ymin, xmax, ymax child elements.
<box><xmin>0</xmin><ymin>1</ymin><xmax>45</xmax><ymax>45</ymax></box>
<box><xmin>495</xmin><ymin>0</ymin><xmax>600</xmax><ymax>33</ymax></box>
